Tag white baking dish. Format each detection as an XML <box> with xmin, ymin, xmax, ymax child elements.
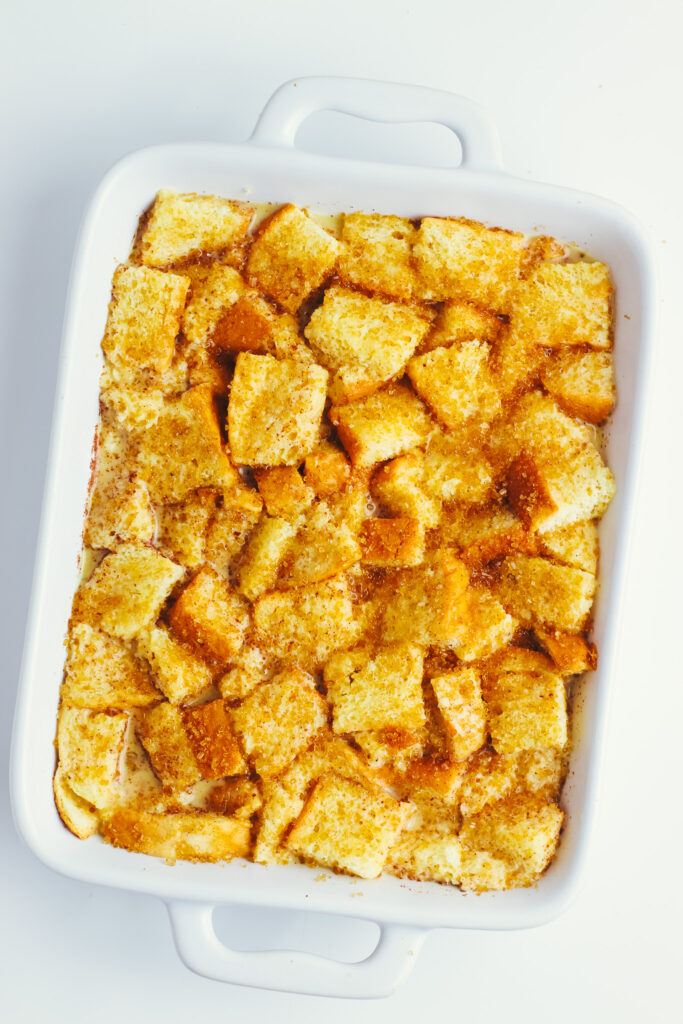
<box><xmin>10</xmin><ymin>77</ymin><xmax>655</xmax><ymax>999</ymax></box>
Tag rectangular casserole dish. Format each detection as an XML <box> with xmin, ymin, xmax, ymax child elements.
<box><xmin>10</xmin><ymin>76</ymin><xmax>655</xmax><ymax>999</ymax></box>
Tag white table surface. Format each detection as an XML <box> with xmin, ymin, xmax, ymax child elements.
<box><xmin>2</xmin><ymin>0</ymin><xmax>682</xmax><ymax>1019</ymax></box>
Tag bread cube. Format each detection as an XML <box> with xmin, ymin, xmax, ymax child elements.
<box><xmin>141</xmin><ymin>189</ymin><xmax>254</xmax><ymax>267</ymax></box>
<box><xmin>181</xmin><ymin>699</ymin><xmax>246</xmax><ymax>779</ymax></box>
<box><xmin>431</xmin><ymin>668</ymin><xmax>487</xmax><ymax>761</ymax></box>
<box><xmin>254</xmin><ymin>781</ymin><xmax>305</xmax><ymax>865</ymax></box>
<box><xmin>492</xmin><ymin>321</ymin><xmax>548</xmax><ymax>399</ymax></box>
<box><xmin>515</xmin><ymin>748</ymin><xmax>565</xmax><ymax>803</ymax></box>
<box><xmin>423</xmin><ymin>299</ymin><xmax>503</xmax><ymax>352</ymax></box>
<box><xmin>73</xmin><ymin>542</ymin><xmax>184</xmax><ymax>640</ymax></box>
<box><xmin>136</xmin><ymin>702</ymin><xmax>201</xmax><ymax>788</ymax></box>
<box><xmin>460</xmin><ymin>795</ymin><xmax>563</xmax><ymax>882</ymax></box>
<box><xmin>440</xmin><ymin>505</ymin><xmax>532</xmax><ymax>566</ymax></box>
<box><xmin>212</xmin><ymin>291</ymin><xmax>306</xmax><ymax>359</ymax></box>
<box><xmin>413</xmin><ymin>217</ymin><xmax>525</xmax><ymax>312</ymax></box>
<box><xmin>382</xmin><ymin>551</ymin><xmax>470</xmax><ymax>647</ymax></box>
<box><xmin>537</xmin><ymin>520</ymin><xmax>599</xmax><ymax>576</ymax></box>
<box><xmin>504</xmin><ymin>391</ymin><xmax>595</xmax><ymax>460</ymax></box>
<box><xmin>168</xmin><ymin>567</ymin><xmax>250</xmax><ymax>666</ymax></box>
<box><xmin>246</xmin><ymin>203</ymin><xmax>341</xmax><ymax>313</ymax></box>
<box><xmin>536</xmin><ymin>628</ymin><xmax>597</xmax><ymax>674</ymax></box>
<box><xmin>204</xmin><ymin>487</ymin><xmax>263</xmax><ymax>576</ymax></box>
<box><xmin>361</xmin><ymin>517</ymin><xmax>424</xmax><ymax>567</ymax></box>
<box><xmin>285</xmin><ymin>774</ymin><xmax>406</xmax><ymax>878</ymax></box>
<box><xmin>304</xmin><ymin>287</ymin><xmax>429</xmax><ymax>396</ymax></box>
<box><xmin>202</xmin><ymin>777</ymin><xmax>262</xmax><ymax>818</ymax></box>
<box><xmin>304</xmin><ymin>443</ymin><xmax>351</xmax><ymax>497</ymax></box>
<box><xmin>453</xmin><ymin>587</ymin><xmax>517</xmax><ymax>662</ymax></box>
<box><xmin>85</xmin><ymin>474</ymin><xmax>156</xmax><ymax>550</ymax></box>
<box><xmin>61</xmin><ymin>622</ymin><xmax>159</xmax><ymax>709</ymax></box>
<box><xmin>238</xmin><ymin>515</ymin><xmax>297</xmax><ymax>600</ymax></box>
<box><xmin>484</xmin><ymin>646</ymin><xmax>556</xmax><ymax>677</ymax></box>
<box><xmin>512</xmin><ymin>261</ymin><xmax>612</xmax><ymax>349</ymax></box>
<box><xmin>457</xmin><ymin>748</ymin><xmax>518</xmax><ymax>817</ymax></box>
<box><xmin>230</xmin><ymin>668</ymin><xmax>327</xmax><ymax>777</ymax></box>
<box><xmin>253</xmin><ymin>575</ymin><xmax>360</xmax><ymax>667</ymax></box>
<box><xmin>228</xmin><ymin>353</ymin><xmax>328</xmax><ymax>466</ymax></box>
<box><xmin>338</xmin><ymin>212</ymin><xmax>417</xmax><ymax>300</ymax></box>
<box><xmin>180</xmin><ymin>263</ymin><xmax>245</xmax><ymax>346</ymax></box>
<box><xmin>218</xmin><ymin>645</ymin><xmax>273</xmax><ymax>701</ymax></box>
<box><xmin>57</xmin><ymin>707</ymin><xmax>128</xmax><ymax>807</ymax></box>
<box><xmin>283</xmin><ymin>502</ymin><xmax>361</xmax><ymax>587</ymax></box>
<box><xmin>156</xmin><ymin>489</ymin><xmax>217</xmax><ymax>570</ymax></box>
<box><xmin>324</xmin><ymin>643</ymin><xmax>424</xmax><ymax>734</ymax></box>
<box><xmin>136</xmin><ymin>624</ymin><xmax>214</xmax><ymax>704</ymax></box>
<box><xmin>371</xmin><ymin>451</ymin><xmax>441</xmax><ymax>528</ymax></box>
<box><xmin>102</xmin><ymin>807</ymin><xmax>251</xmax><ymax>862</ymax></box>
<box><xmin>353</xmin><ymin>728</ymin><xmax>425</xmax><ymax>771</ymax></box>
<box><xmin>101</xmin><ymin>266</ymin><xmax>189</xmax><ymax>379</ymax></box>
<box><xmin>330</xmin><ymin>384</ymin><xmax>433</xmax><ymax>467</ymax></box>
<box><xmin>387</xmin><ymin>827</ymin><xmax>463</xmax><ymax>885</ymax></box>
<box><xmin>496</xmin><ymin>553</ymin><xmax>595</xmax><ymax>631</ymax></box>
<box><xmin>53</xmin><ymin>766</ymin><xmax>100</xmax><ymax>839</ymax></box>
<box><xmin>137</xmin><ymin>384</ymin><xmax>240</xmax><ymax>502</ymax></box>
<box><xmin>407</xmin><ymin>341</ymin><xmax>500</xmax><ymax>431</ymax></box>
<box><xmin>520</xmin><ymin>234</ymin><xmax>568</xmax><ymax>275</ymax></box>
<box><xmin>541</xmin><ymin>349</ymin><xmax>616</xmax><ymax>423</ymax></box>
<box><xmin>482</xmin><ymin>669</ymin><xmax>568</xmax><ymax>753</ymax></box>
<box><xmin>100</xmin><ymin>380</ymin><xmax>167</xmax><ymax>431</ymax></box>
<box><xmin>422</xmin><ymin>431</ymin><xmax>493</xmax><ymax>505</ymax></box>
<box><xmin>254</xmin><ymin>466</ymin><xmax>314</xmax><ymax>519</ymax></box>
<box><xmin>458</xmin><ymin>849</ymin><xmax>511</xmax><ymax>892</ymax></box>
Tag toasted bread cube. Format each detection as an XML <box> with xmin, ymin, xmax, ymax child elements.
<box><xmin>204</xmin><ymin>486</ymin><xmax>264</xmax><ymax>576</ymax></box>
<box><xmin>460</xmin><ymin>795</ymin><xmax>563</xmax><ymax>882</ymax></box>
<box><xmin>507</xmin><ymin>444</ymin><xmax>615</xmax><ymax>534</ymax></box>
<box><xmin>361</xmin><ymin>517</ymin><xmax>424</xmax><ymax>567</ymax></box>
<box><xmin>371</xmin><ymin>451</ymin><xmax>441</xmax><ymax>528</ymax></box>
<box><xmin>431</xmin><ymin>669</ymin><xmax>487</xmax><ymax>761</ymax></box>
<box><xmin>57</xmin><ymin>707</ymin><xmax>128</xmax><ymax>807</ymax></box>
<box><xmin>101</xmin><ymin>265</ymin><xmax>189</xmax><ymax>379</ymax></box>
<box><xmin>387</xmin><ymin>827</ymin><xmax>463</xmax><ymax>885</ymax></box>
<box><xmin>407</xmin><ymin>341</ymin><xmax>500</xmax><ymax>431</ymax></box>
<box><xmin>458</xmin><ymin>849</ymin><xmax>511</xmax><ymax>892</ymax></box>
<box><xmin>180</xmin><ymin>263</ymin><xmax>245</xmax><ymax>346</ymax></box>
<box><xmin>457</xmin><ymin>748</ymin><xmax>518</xmax><ymax>817</ymax></box>
<box><xmin>422</xmin><ymin>432</ymin><xmax>493</xmax><ymax>505</ymax></box>
<box><xmin>253</xmin><ymin>575</ymin><xmax>360</xmax><ymax>667</ymax></box>
<box><xmin>326</xmin><ymin>367</ymin><xmax>387</xmax><ymax>406</ymax></box>
<box><xmin>136</xmin><ymin>624</ymin><xmax>213</xmax><ymax>704</ymax></box>
<box><xmin>202</xmin><ymin>777</ymin><xmax>262</xmax><ymax>818</ymax></box>
<box><xmin>338</xmin><ymin>212</ymin><xmax>417</xmax><ymax>300</ymax></box>
<box><xmin>61</xmin><ymin>622</ymin><xmax>159</xmax><ymax>709</ymax></box>
<box><xmin>228</xmin><ymin>353</ymin><xmax>328</xmax><ymax>466</ymax></box>
<box><xmin>492</xmin><ymin>321</ymin><xmax>548</xmax><ymax>399</ymax></box>
<box><xmin>156</xmin><ymin>489</ymin><xmax>217</xmax><ymax>570</ymax></box>
<box><xmin>504</xmin><ymin>391</ymin><xmax>596</xmax><ymax>460</ymax></box>
<box><xmin>169</xmin><ymin>567</ymin><xmax>250</xmax><ymax>666</ymax></box>
<box><xmin>330</xmin><ymin>384</ymin><xmax>433</xmax><ymax>468</ymax></box>
<box><xmin>423</xmin><ymin>300</ymin><xmax>503</xmax><ymax>352</ymax></box>
<box><xmin>53</xmin><ymin>766</ymin><xmax>100</xmax><ymax>839</ymax></box>
<box><xmin>284</xmin><ymin>502</ymin><xmax>361</xmax><ymax>587</ymax></box>
<box><xmin>383</xmin><ymin>551</ymin><xmax>470</xmax><ymax>646</ymax></box>
<box><xmin>218</xmin><ymin>645</ymin><xmax>273</xmax><ymax>701</ymax></box>
<box><xmin>520</xmin><ymin>234</ymin><xmax>568</xmax><ymax>275</ymax></box>
<box><xmin>512</xmin><ymin>261</ymin><xmax>612</xmax><ymax>349</ymax></box>
<box><xmin>254</xmin><ymin>781</ymin><xmax>305</xmax><ymax>865</ymax></box>
<box><xmin>537</xmin><ymin>520</ymin><xmax>599</xmax><ymax>576</ymax></box>
<box><xmin>496</xmin><ymin>553</ymin><xmax>595</xmax><ymax>631</ymax></box>
<box><xmin>141</xmin><ymin>189</ymin><xmax>253</xmax><ymax>267</ymax></box>
<box><xmin>304</xmin><ymin>287</ymin><xmax>429</xmax><ymax>395</ymax></box>
<box><xmin>181</xmin><ymin>699</ymin><xmax>246</xmax><ymax>779</ymax></box>
<box><xmin>100</xmin><ymin>380</ymin><xmax>167</xmax><ymax>431</ymax></box>
<box><xmin>324</xmin><ymin>643</ymin><xmax>425</xmax><ymax>734</ymax></box>
<box><xmin>102</xmin><ymin>807</ymin><xmax>250</xmax><ymax>862</ymax></box>
<box><xmin>541</xmin><ymin>349</ymin><xmax>616</xmax><ymax>423</ymax></box>
<box><xmin>246</xmin><ymin>203</ymin><xmax>340</xmax><ymax>313</ymax></box>
<box><xmin>212</xmin><ymin>291</ymin><xmax>306</xmax><ymax>359</ymax></box>
<box><xmin>413</xmin><ymin>217</ymin><xmax>525</xmax><ymax>312</ymax></box>
<box><xmin>137</xmin><ymin>702</ymin><xmax>201</xmax><ymax>788</ymax></box>
<box><xmin>230</xmin><ymin>668</ymin><xmax>327</xmax><ymax>777</ymax></box>
<box><xmin>453</xmin><ymin>587</ymin><xmax>517</xmax><ymax>662</ymax></box>
<box><xmin>304</xmin><ymin>444</ymin><xmax>351</xmax><ymax>497</ymax></box>
<box><xmin>441</xmin><ymin>505</ymin><xmax>532</xmax><ymax>566</ymax></box>
<box><xmin>254</xmin><ymin>466</ymin><xmax>314</xmax><ymax>519</ymax></box>
<box><xmin>515</xmin><ymin>748</ymin><xmax>565</xmax><ymax>803</ymax></box>
<box><xmin>286</xmin><ymin>774</ymin><xmax>406</xmax><ymax>878</ymax></box>
<box><xmin>484</xmin><ymin>646</ymin><xmax>557</xmax><ymax>677</ymax></box>
<box><xmin>536</xmin><ymin>628</ymin><xmax>597</xmax><ymax>675</ymax></box>
<box><xmin>73</xmin><ymin>542</ymin><xmax>184</xmax><ymax>640</ymax></box>
<box><xmin>137</xmin><ymin>384</ymin><xmax>240</xmax><ymax>502</ymax></box>
<box><xmin>85</xmin><ymin>475</ymin><xmax>156</xmax><ymax>550</ymax></box>
<box><xmin>483</xmin><ymin>669</ymin><xmax>567</xmax><ymax>753</ymax></box>
<box><xmin>353</xmin><ymin>729</ymin><xmax>425</xmax><ymax>771</ymax></box>
<box><xmin>238</xmin><ymin>515</ymin><xmax>297</xmax><ymax>600</ymax></box>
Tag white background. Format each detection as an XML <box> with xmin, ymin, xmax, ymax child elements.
<box><xmin>2</xmin><ymin>0</ymin><xmax>682</xmax><ymax>1020</ymax></box>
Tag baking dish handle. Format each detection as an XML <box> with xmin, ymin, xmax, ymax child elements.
<box><xmin>167</xmin><ymin>900</ymin><xmax>427</xmax><ymax>998</ymax></box>
<box><xmin>250</xmin><ymin>76</ymin><xmax>502</xmax><ymax>171</ymax></box>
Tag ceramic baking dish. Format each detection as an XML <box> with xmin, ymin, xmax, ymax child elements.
<box><xmin>10</xmin><ymin>76</ymin><xmax>655</xmax><ymax>999</ymax></box>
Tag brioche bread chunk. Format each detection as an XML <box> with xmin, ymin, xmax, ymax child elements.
<box><xmin>482</xmin><ymin>668</ymin><xmax>568</xmax><ymax>753</ymax></box>
<box><xmin>230</xmin><ymin>668</ymin><xmax>327</xmax><ymax>777</ymax></box>
<box><xmin>228</xmin><ymin>353</ymin><xmax>328</xmax><ymax>466</ymax></box>
<box><xmin>254</xmin><ymin>466</ymin><xmax>314</xmax><ymax>519</ymax></box>
<box><xmin>304</xmin><ymin>444</ymin><xmax>351</xmax><ymax>497</ymax></box>
<box><xmin>331</xmin><ymin>384</ymin><xmax>433</xmax><ymax>467</ymax></box>
<box><xmin>204</xmin><ymin>487</ymin><xmax>264</xmax><ymax>576</ymax></box>
<box><xmin>53</xmin><ymin>767</ymin><xmax>100</xmax><ymax>839</ymax></box>
<box><xmin>137</xmin><ymin>702</ymin><xmax>202</xmax><ymax>789</ymax></box>
<box><xmin>422</xmin><ymin>431</ymin><xmax>494</xmax><ymax>505</ymax></box>
<box><xmin>141</xmin><ymin>190</ymin><xmax>254</xmax><ymax>267</ymax></box>
<box><xmin>182</xmin><ymin>700</ymin><xmax>247</xmax><ymax>779</ymax></box>
<box><xmin>61</xmin><ymin>622</ymin><xmax>159</xmax><ymax>709</ymax></box>
<box><xmin>413</xmin><ymin>217</ymin><xmax>525</xmax><ymax>312</ymax></box>
<box><xmin>73</xmin><ymin>542</ymin><xmax>184</xmax><ymax>640</ymax></box>
<box><xmin>57</xmin><ymin>708</ymin><xmax>128</xmax><ymax>807</ymax></box>
<box><xmin>168</xmin><ymin>567</ymin><xmax>250</xmax><ymax>666</ymax></box>
<box><xmin>213</xmin><ymin>291</ymin><xmax>308</xmax><ymax>361</ymax></box>
<box><xmin>238</xmin><ymin>515</ymin><xmax>298</xmax><ymax>600</ymax></box>
<box><xmin>387</xmin><ymin>827</ymin><xmax>463</xmax><ymax>885</ymax></box>
<box><xmin>431</xmin><ymin>668</ymin><xmax>488</xmax><ymax>762</ymax></box>
<box><xmin>85</xmin><ymin>425</ymin><xmax>156</xmax><ymax>548</ymax></box>
<box><xmin>253</xmin><ymin>575</ymin><xmax>360</xmax><ymax>667</ymax></box>
<box><xmin>338</xmin><ymin>212</ymin><xmax>417</xmax><ymax>300</ymax></box>
<box><xmin>371</xmin><ymin>451</ymin><xmax>441</xmax><ymax>528</ymax></box>
<box><xmin>136</xmin><ymin>624</ymin><xmax>213</xmax><ymax>704</ymax></box>
<box><xmin>496</xmin><ymin>554</ymin><xmax>596</xmax><ymax>632</ymax></box>
<box><xmin>541</xmin><ymin>349</ymin><xmax>616</xmax><ymax>423</ymax></box>
<box><xmin>246</xmin><ymin>204</ymin><xmax>341</xmax><ymax>313</ymax></box>
<box><xmin>440</xmin><ymin>505</ymin><xmax>532</xmax><ymax>566</ymax></box>
<box><xmin>180</xmin><ymin>263</ymin><xmax>245</xmax><ymax>346</ymax></box>
<box><xmin>537</xmin><ymin>519</ymin><xmax>599</xmax><ymax>576</ymax></box>
<box><xmin>102</xmin><ymin>807</ymin><xmax>251</xmax><ymax>862</ymax></box>
<box><xmin>535</xmin><ymin>629</ymin><xmax>597</xmax><ymax>675</ymax></box>
<box><xmin>218</xmin><ymin>645</ymin><xmax>273</xmax><ymax>701</ymax></box>
<box><xmin>512</xmin><ymin>261</ymin><xmax>612</xmax><ymax>350</ymax></box>
<box><xmin>361</xmin><ymin>517</ymin><xmax>424</xmax><ymax>567</ymax></box>
<box><xmin>383</xmin><ymin>550</ymin><xmax>470</xmax><ymax>646</ymax></box>
<box><xmin>324</xmin><ymin>643</ymin><xmax>425</xmax><ymax>734</ymax></box>
<box><xmin>156</xmin><ymin>489</ymin><xmax>216</xmax><ymax>570</ymax></box>
<box><xmin>283</xmin><ymin>501</ymin><xmax>361</xmax><ymax>587</ymax></box>
<box><xmin>407</xmin><ymin>341</ymin><xmax>500</xmax><ymax>431</ymax></box>
<box><xmin>286</xmin><ymin>774</ymin><xmax>406</xmax><ymax>878</ymax></box>
<box><xmin>101</xmin><ymin>266</ymin><xmax>189</xmax><ymax>380</ymax></box>
<box><xmin>453</xmin><ymin>587</ymin><xmax>517</xmax><ymax>662</ymax></box>
<box><xmin>423</xmin><ymin>300</ymin><xmax>503</xmax><ymax>352</ymax></box>
<box><xmin>460</xmin><ymin>795</ymin><xmax>563</xmax><ymax>885</ymax></box>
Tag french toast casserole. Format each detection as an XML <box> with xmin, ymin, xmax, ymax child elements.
<box><xmin>53</xmin><ymin>190</ymin><xmax>616</xmax><ymax>892</ymax></box>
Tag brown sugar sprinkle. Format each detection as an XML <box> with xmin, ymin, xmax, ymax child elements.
<box><xmin>54</xmin><ymin>191</ymin><xmax>616</xmax><ymax>891</ymax></box>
